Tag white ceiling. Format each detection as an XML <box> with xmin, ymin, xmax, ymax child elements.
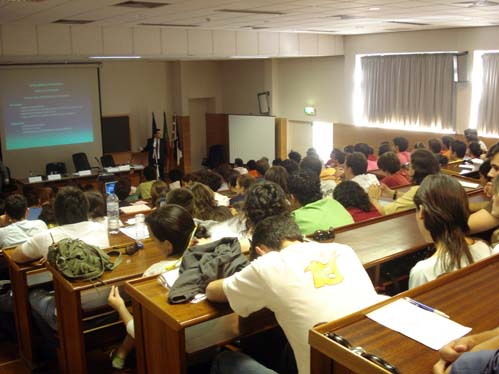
<box><xmin>1</xmin><ymin>0</ymin><xmax>499</xmax><ymax>35</ymax></box>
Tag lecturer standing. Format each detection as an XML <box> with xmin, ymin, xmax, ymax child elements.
<box><xmin>142</xmin><ymin>128</ymin><xmax>166</xmax><ymax>179</ymax></box>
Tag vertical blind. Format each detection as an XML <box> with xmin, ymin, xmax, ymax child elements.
<box><xmin>476</xmin><ymin>53</ymin><xmax>499</xmax><ymax>136</ymax></box>
<box><xmin>360</xmin><ymin>53</ymin><xmax>455</xmax><ymax>132</ymax></box>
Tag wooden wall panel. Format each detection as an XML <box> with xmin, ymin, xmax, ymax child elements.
<box><xmin>275</xmin><ymin>118</ymin><xmax>288</xmax><ymax>160</ymax></box>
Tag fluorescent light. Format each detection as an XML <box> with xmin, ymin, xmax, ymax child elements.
<box><xmin>89</xmin><ymin>56</ymin><xmax>142</xmax><ymax>59</ymax></box>
<box><xmin>369</xmin><ymin>7</ymin><xmax>380</xmax><ymax>11</ymax></box>
<box><xmin>229</xmin><ymin>56</ymin><xmax>270</xmax><ymax>59</ymax></box>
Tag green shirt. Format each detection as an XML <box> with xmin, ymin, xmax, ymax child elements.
<box><xmin>136</xmin><ymin>180</ymin><xmax>155</xmax><ymax>199</ymax></box>
<box><xmin>291</xmin><ymin>198</ymin><xmax>354</xmax><ymax>236</ymax></box>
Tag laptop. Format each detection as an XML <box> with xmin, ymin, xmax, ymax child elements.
<box><xmin>105</xmin><ymin>181</ymin><xmax>117</xmax><ymax>195</ymax></box>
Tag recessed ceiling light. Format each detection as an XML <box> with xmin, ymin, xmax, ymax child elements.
<box><xmin>369</xmin><ymin>7</ymin><xmax>381</xmax><ymax>11</ymax></box>
<box><xmin>89</xmin><ymin>56</ymin><xmax>142</xmax><ymax>59</ymax></box>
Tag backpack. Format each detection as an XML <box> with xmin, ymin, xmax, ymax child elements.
<box><xmin>47</xmin><ymin>238</ymin><xmax>121</xmax><ymax>281</ymax></box>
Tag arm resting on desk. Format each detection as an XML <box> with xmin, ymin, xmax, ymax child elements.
<box><xmin>206</xmin><ymin>279</ymin><xmax>228</xmax><ymax>303</ymax></box>
<box><xmin>11</xmin><ymin>245</ymin><xmax>37</xmax><ymax>264</ymax></box>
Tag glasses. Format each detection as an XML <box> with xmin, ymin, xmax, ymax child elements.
<box><xmin>308</xmin><ymin>227</ymin><xmax>335</xmax><ymax>242</ymax></box>
<box><xmin>324</xmin><ymin>332</ymin><xmax>399</xmax><ymax>374</ymax></box>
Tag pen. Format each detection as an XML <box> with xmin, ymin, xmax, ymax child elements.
<box><xmin>404</xmin><ymin>297</ymin><xmax>450</xmax><ymax>319</ymax></box>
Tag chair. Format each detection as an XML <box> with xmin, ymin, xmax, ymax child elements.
<box><xmin>100</xmin><ymin>154</ymin><xmax>116</xmax><ymax>168</ymax></box>
<box><xmin>203</xmin><ymin>144</ymin><xmax>227</xmax><ymax>169</ymax></box>
<box><xmin>46</xmin><ymin>162</ymin><xmax>67</xmax><ymax>176</ymax></box>
<box><xmin>72</xmin><ymin>153</ymin><xmax>91</xmax><ymax>172</ymax></box>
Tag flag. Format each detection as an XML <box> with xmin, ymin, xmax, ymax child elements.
<box><xmin>163</xmin><ymin>112</ymin><xmax>171</xmax><ymax>170</ymax></box>
<box><xmin>151</xmin><ymin>112</ymin><xmax>158</xmax><ymax>136</ymax></box>
<box><xmin>172</xmin><ymin>114</ymin><xmax>183</xmax><ymax>166</ymax></box>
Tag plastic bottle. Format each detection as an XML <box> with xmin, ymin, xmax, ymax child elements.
<box><xmin>135</xmin><ymin>213</ymin><xmax>147</xmax><ymax>244</ymax></box>
<box><xmin>106</xmin><ymin>193</ymin><xmax>120</xmax><ymax>234</ymax></box>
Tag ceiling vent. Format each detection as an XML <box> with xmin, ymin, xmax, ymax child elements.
<box><xmin>53</xmin><ymin>19</ymin><xmax>94</xmax><ymax>24</ymax></box>
<box><xmin>139</xmin><ymin>22</ymin><xmax>198</xmax><ymax>27</ymax></box>
<box><xmin>388</xmin><ymin>20</ymin><xmax>429</xmax><ymax>26</ymax></box>
<box><xmin>327</xmin><ymin>14</ymin><xmax>359</xmax><ymax>20</ymax></box>
<box><xmin>218</xmin><ymin>9</ymin><xmax>285</xmax><ymax>15</ymax></box>
<box><xmin>115</xmin><ymin>1</ymin><xmax>170</xmax><ymax>9</ymax></box>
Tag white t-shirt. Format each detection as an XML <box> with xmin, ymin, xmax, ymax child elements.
<box><xmin>351</xmin><ymin>173</ymin><xmax>380</xmax><ymax>193</ymax></box>
<box><xmin>20</xmin><ymin>221</ymin><xmax>109</xmax><ymax>260</ymax></box>
<box><xmin>0</xmin><ymin>219</ymin><xmax>48</xmax><ymax>248</ymax></box>
<box><xmin>409</xmin><ymin>241</ymin><xmax>494</xmax><ymax>289</ymax></box>
<box><xmin>223</xmin><ymin>242</ymin><xmax>385</xmax><ymax>374</ymax></box>
<box><xmin>234</xmin><ymin>166</ymin><xmax>248</xmax><ymax>175</ymax></box>
<box><xmin>214</xmin><ymin>192</ymin><xmax>230</xmax><ymax>207</ymax></box>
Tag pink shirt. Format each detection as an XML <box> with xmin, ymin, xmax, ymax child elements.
<box><xmin>397</xmin><ymin>151</ymin><xmax>411</xmax><ymax>165</ymax></box>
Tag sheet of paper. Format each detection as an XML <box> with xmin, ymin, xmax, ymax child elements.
<box><xmin>458</xmin><ymin>180</ymin><xmax>480</xmax><ymax>189</ymax></box>
<box><xmin>367</xmin><ymin>298</ymin><xmax>471</xmax><ymax>350</ymax></box>
<box><xmin>120</xmin><ymin>204</ymin><xmax>151</xmax><ymax>214</ymax></box>
<box><xmin>119</xmin><ymin>225</ymin><xmax>150</xmax><ymax>240</ymax></box>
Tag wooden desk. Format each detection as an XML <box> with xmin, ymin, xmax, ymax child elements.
<box><xmin>442</xmin><ymin>161</ymin><xmax>480</xmax><ymax>179</ymax></box>
<box><xmin>2</xmin><ymin>231</ymin><xmax>137</xmax><ymax>369</ymax></box>
<box><xmin>309</xmin><ymin>253</ymin><xmax>499</xmax><ymax>374</ymax></box>
<box><xmin>125</xmin><ymin>277</ymin><xmax>276</xmax><ymax>374</ymax></box>
<box><xmin>44</xmin><ymin>239</ymin><xmax>165</xmax><ymax>374</ymax></box>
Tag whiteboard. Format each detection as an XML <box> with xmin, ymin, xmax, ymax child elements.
<box><xmin>228</xmin><ymin>115</ymin><xmax>275</xmax><ymax>163</ymax></box>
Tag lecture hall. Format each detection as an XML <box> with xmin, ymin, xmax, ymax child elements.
<box><xmin>0</xmin><ymin>0</ymin><xmax>499</xmax><ymax>373</ymax></box>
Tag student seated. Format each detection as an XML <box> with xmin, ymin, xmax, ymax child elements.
<box><xmin>409</xmin><ymin>174</ymin><xmax>494</xmax><ymax>289</ymax></box>
<box><xmin>136</xmin><ymin>166</ymin><xmax>156</xmax><ymax>200</ymax></box>
<box><xmin>450</xmin><ymin>140</ymin><xmax>467</xmax><ymax>162</ymax></box>
<box><xmin>85</xmin><ymin>191</ymin><xmax>107</xmax><ymax>225</ymax></box>
<box><xmin>464</xmin><ymin>127</ymin><xmax>488</xmax><ymax>152</ymax></box>
<box><xmin>189</xmin><ymin>182</ymin><xmax>219</xmax><ymax>221</ymax></box>
<box><xmin>433</xmin><ymin>325</ymin><xmax>499</xmax><ymax>374</ymax></box>
<box><xmin>326</xmin><ymin>148</ymin><xmax>345</xmax><ymax>168</ymax></box>
<box><xmin>0</xmin><ymin>194</ymin><xmax>47</xmax><ymax>248</ymax></box>
<box><xmin>377</xmin><ymin>151</ymin><xmax>410</xmax><ymax>188</ymax></box>
<box><xmin>300</xmin><ymin>155</ymin><xmax>337</xmax><ymax>198</ymax></box>
<box><xmin>288</xmin><ymin>150</ymin><xmax>302</xmax><ymax>164</ymax></box>
<box><xmin>441</xmin><ymin>135</ymin><xmax>454</xmax><ymax>159</ymax></box>
<box><xmin>333</xmin><ymin>181</ymin><xmax>381</xmax><ymax>223</ymax></box>
<box><xmin>233</xmin><ymin>158</ymin><xmax>248</xmax><ymax>175</ymax></box>
<box><xmin>165</xmin><ymin>188</ymin><xmax>194</xmax><ymax>215</ymax></box>
<box><xmin>264</xmin><ymin>166</ymin><xmax>289</xmax><ymax>195</ymax></box>
<box><xmin>108</xmin><ymin>204</ymin><xmax>199</xmax><ymax>369</ymax></box>
<box><xmin>228</xmin><ymin>173</ymin><xmax>255</xmax><ymax>206</ymax></box>
<box><xmin>374</xmin><ymin>149</ymin><xmax>440</xmax><ymax>215</ymax></box>
<box><xmin>354</xmin><ymin>143</ymin><xmax>377</xmax><ymax>171</ymax></box>
<box><xmin>197</xmin><ymin>170</ymin><xmax>230</xmax><ymax>206</ymax></box>
<box><xmin>150</xmin><ymin>180</ymin><xmax>169</xmax><ymax>207</ymax></box>
<box><xmin>468</xmin><ymin>141</ymin><xmax>485</xmax><ymax>162</ymax></box>
<box><xmin>11</xmin><ymin>186</ymin><xmax>109</xmax><ymax>264</ymax></box>
<box><xmin>114</xmin><ymin>178</ymin><xmax>132</xmax><ymax>207</ymax></box>
<box><xmin>289</xmin><ymin>169</ymin><xmax>353</xmax><ymax>235</ymax></box>
<box><xmin>206</xmin><ymin>215</ymin><xmax>385</xmax><ymax>374</ymax></box>
<box><xmin>393</xmin><ymin>136</ymin><xmax>411</xmax><ymax>165</ymax></box>
<box><xmin>344</xmin><ymin>152</ymin><xmax>379</xmax><ymax>192</ymax></box>
<box><xmin>428</xmin><ymin>138</ymin><xmax>449</xmax><ymax>166</ymax></box>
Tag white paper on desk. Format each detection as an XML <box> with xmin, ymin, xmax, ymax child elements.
<box><xmin>367</xmin><ymin>298</ymin><xmax>471</xmax><ymax>350</ymax></box>
<box><xmin>458</xmin><ymin>180</ymin><xmax>480</xmax><ymax>189</ymax></box>
<box><xmin>120</xmin><ymin>204</ymin><xmax>151</xmax><ymax>214</ymax></box>
<box><xmin>119</xmin><ymin>225</ymin><xmax>150</xmax><ymax>240</ymax></box>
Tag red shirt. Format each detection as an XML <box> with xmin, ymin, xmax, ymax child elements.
<box><xmin>381</xmin><ymin>170</ymin><xmax>410</xmax><ymax>188</ymax></box>
<box><xmin>346</xmin><ymin>206</ymin><xmax>382</xmax><ymax>223</ymax></box>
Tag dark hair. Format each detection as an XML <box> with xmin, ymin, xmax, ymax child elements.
<box><xmin>300</xmin><ymin>156</ymin><xmax>322</xmax><ymax>176</ymax></box>
<box><xmin>85</xmin><ymin>191</ymin><xmax>106</xmax><ymax>219</ymax></box>
<box><xmin>5</xmin><ymin>194</ymin><xmax>27</xmax><ymax>221</ymax></box>
<box><xmin>410</xmin><ymin>149</ymin><xmax>440</xmax><ymax>185</ymax></box>
<box><xmin>428</xmin><ymin>138</ymin><xmax>442</xmax><ymax>154</ymax></box>
<box><xmin>331</xmin><ymin>148</ymin><xmax>345</xmax><ymax>164</ymax></box>
<box><xmin>215</xmin><ymin>164</ymin><xmax>233</xmax><ymax>183</ymax></box>
<box><xmin>54</xmin><ymin>186</ymin><xmax>89</xmax><ymax>225</ymax></box>
<box><xmin>197</xmin><ymin>170</ymin><xmax>223</xmax><ymax>192</ymax></box>
<box><xmin>189</xmin><ymin>182</ymin><xmax>217</xmax><ymax>221</ymax></box>
<box><xmin>209</xmin><ymin>206</ymin><xmax>233</xmax><ymax>222</ymax></box>
<box><xmin>306</xmin><ymin>147</ymin><xmax>319</xmax><ymax>158</ymax></box>
<box><xmin>265</xmin><ymin>166</ymin><xmax>288</xmax><ymax>193</ymax></box>
<box><xmin>114</xmin><ymin>178</ymin><xmax>131</xmax><ymax>201</ymax></box>
<box><xmin>238</xmin><ymin>174</ymin><xmax>256</xmax><ymax>191</ymax></box>
<box><xmin>451</xmin><ymin>140</ymin><xmax>467</xmax><ymax>159</ymax></box>
<box><xmin>442</xmin><ymin>136</ymin><xmax>454</xmax><ymax>150</ymax></box>
<box><xmin>143</xmin><ymin>166</ymin><xmax>156</xmax><ymax>181</ymax></box>
<box><xmin>354</xmin><ymin>143</ymin><xmax>370</xmax><ymax>158</ymax></box>
<box><xmin>22</xmin><ymin>185</ymin><xmax>39</xmax><ymax>207</ymax></box>
<box><xmin>182</xmin><ymin>172</ymin><xmax>200</xmax><ymax>185</ymax></box>
<box><xmin>255</xmin><ymin>159</ymin><xmax>270</xmax><ymax>176</ymax></box>
<box><xmin>469</xmin><ymin>141</ymin><xmax>483</xmax><ymax>159</ymax></box>
<box><xmin>168</xmin><ymin>169</ymin><xmax>184</xmax><ymax>183</ymax></box>
<box><xmin>243</xmin><ymin>182</ymin><xmax>289</xmax><ymax>230</ymax></box>
<box><xmin>226</xmin><ymin>170</ymin><xmax>241</xmax><ymax>189</ymax></box>
<box><xmin>247</xmin><ymin>160</ymin><xmax>257</xmax><ymax>171</ymax></box>
<box><xmin>378</xmin><ymin>142</ymin><xmax>392</xmax><ymax>156</ymax></box>
<box><xmin>487</xmin><ymin>143</ymin><xmax>499</xmax><ymax>159</ymax></box>
<box><xmin>346</xmin><ymin>152</ymin><xmax>368</xmax><ymax>176</ymax></box>
<box><xmin>288</xmin><ymin>169</ymin><xmax>322</xmax><ymax>206</ymax></box>
<box><xmin>464</xmin><ymin>128</ymin><xmax>478</xmax><ymax>142</ymax></box>
<box><xmin>145</xmin><ymin>204</ymin><xmax>195</xmax><ymax>256</ymax></box>
<box><xmin>249</xmin><ymin>214</ymin><xmax>303</xmax><ymax>260</ymax></box>
<box><xmin>151</xmin><ymin>180</ymin><xmax>169</xmax><ymax>207</ymax></box>
<box><xmin>343</xmin><ymin>145</ymin><xmax>354</xmax><ymax>154</ymax></box>
<box><xmin>281</xmin><ymin>159</ymin><xmax>299</xmax><ymax>175</ymax></box>
<box><xmin>376</xmin><ymin>152</ymin><xmax>401</xmax><ymax>175</ymax></box>
<box><xmin>479</xmin><ymin>159</ymin><xmax>491</xmax><ymax>180</ymax></box>
<box><xmin>234</xmin><ymin>158</ymin><xmax>244</xmax><ymax>167</ymax></box>
<box><xmin>272</xmin><ymin>158</ymin><xmax>283</xmax><ymax>166</ymax></box>
<box><xmin>393</xmin><ymin>136</ymin><xmax>409</xmax><ymax>152</ymax></box>
<box><xmin>165</xmin><ymin>188</ymin><xmax>194</xmax><ymax>215</ymax></box>
<box><xmin>39</xmin><ymin>187</ymin><xmax>54</xmax><ymax>206</ymax></box>
<box><xmin>39</xmin><ymin>200</ymin><xmax>56</xmax><ymax>227</ymax></box>
<box><xmin>288</xmin><ymin>151</ymin><xmax>302</xmax><ymax>164</ymax></box>
<box><xmin>414</xmin><ymin>142</ymin><xmax>426</xmax><ymax>149</ymax></box>
<box><xmin>414</xmin><ymin>174</ymin><xmax>472</xmax><ymax>272</ymax></box>
<box><xmin>333</xmin><ymin>181</ymin><xmax>372</xmax><ymax>212</ymax></box>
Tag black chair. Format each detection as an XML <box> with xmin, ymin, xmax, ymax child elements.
<box><xmin>46</xmin><ymin>162</ymin><xmax>67</xmax><ymax>176</ymax></box>
<box><xmin>72</xmin><ymin>152</ymin><xmax>91</xmax><ymax>172</ymax></box>
<box><xmin>203</xmin><ymin>144</ymin><xmax>227</xmax><ymax>169</ymax></box>
<box><xmin>100</xmin><ymin>154</ymin><xmax>116</xmax><ymax>168</ymax></box>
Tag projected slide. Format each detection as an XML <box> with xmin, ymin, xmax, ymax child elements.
<box><xmin>2</xmin><ymin>70</ymin><xmax>95</xmax><ymax>150</ymax></box>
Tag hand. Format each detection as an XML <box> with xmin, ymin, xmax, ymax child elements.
<box><xmin>380</xmin><ymin>183</ymin><xmax>395</xmax><ymax>198</ymax></box>
<box><xmin>108</xmin><ymin>285</ymin><xmax>126</xmax><ymax>311</ymax></box>
<box><xmin>368</xmin><ymin>184</ymin><xmax>381</xmax><ymax>201</ymax></box>
<box><xmin>484</xmin><ymin>182</ymin><xmax>493</xmax><ymax>198</ymax></box>
<box><xmin>439</xmin><ymin>338</ymin><xmax>472</xmax><ymax>363</ymax></box>
<box><xmin>433</xmin><ymin>359</ymin><xmax>451</xmax><ymax>374</ymax></box>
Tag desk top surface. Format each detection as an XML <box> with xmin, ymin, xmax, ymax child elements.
<box><xmin>311</xmin><ymin>253</ymin><xmax>499</xmax><ymax>374</ymax></box>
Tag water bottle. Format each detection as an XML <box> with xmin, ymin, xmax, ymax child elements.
<box><xmin>135</xmin><ymin>213</ymin><xmax>147</xmax><ymax>244</ymax></box>
<box><xmin>106</xmin><ymin>193</ymin><xmax>120</xmax><ymax>234</ymax></box>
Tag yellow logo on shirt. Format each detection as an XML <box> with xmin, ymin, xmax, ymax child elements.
<box><xmin>304</xmin><ymin>253</ymin><xmax>344</xmax><ymax>288</ymax></box>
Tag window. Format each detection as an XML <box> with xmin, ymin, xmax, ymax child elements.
<box><xmin>354</xmin><ymin>53</ymin><xmax>456</xmax><ymax>133</ymax></box>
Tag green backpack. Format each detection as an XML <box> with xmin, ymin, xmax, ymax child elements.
<box><xmin>47</xmin><ymin>238</ymin><xmax>122</xmax><ymax>281</ymax></box>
